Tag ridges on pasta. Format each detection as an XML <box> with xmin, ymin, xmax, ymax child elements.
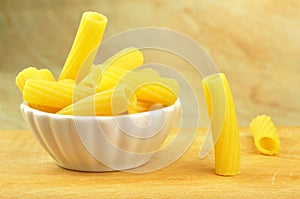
<box><xmin>202</xmin><ymin>73</ymin><xmax>240</xmax><ymax>176</ymax></box>
<box><xmin>249</xmin><ymin>115</ymin><xmax>280</xmax><ymax>155</ymax></box>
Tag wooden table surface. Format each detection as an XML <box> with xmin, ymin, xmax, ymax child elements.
<box><xmin>0</xmin><ymin>127</ymin><xmax>299</xmax><ymax>198</ymax></box>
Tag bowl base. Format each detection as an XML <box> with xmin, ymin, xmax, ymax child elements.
<box><xmin>55</xmin><ymin>156</ymin><xmax>152</xmax><ymax>172</ymax></box>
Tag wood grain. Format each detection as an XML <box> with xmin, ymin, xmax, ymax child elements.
<box><xmin>0</xmin><ymin>127</ymin><xmax>299</xmax><ymax>198</ymax></box>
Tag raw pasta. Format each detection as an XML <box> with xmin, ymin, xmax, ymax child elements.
<box><xmin>98</xmin><ymin>67</ymin><xmax>178</xmax><ymax>93</ymax></box>
<box><xmin>16</xmin><ymin>11</ymin><xmax>180</xmax><ymax>116</ymax></box>
<box><xmin>102</xmin><ymin>47</ymin><xmax>144</xmax><ymax>70</ymax></box>
<box><xmin>28</xmin><ymin>103</ymin><xmax>62</xmax><ymax>113</ymax></box>
<box><xmin>134</xmin><ymin>84</ymin><xmax>177</xmax><ymax>106</ymax></box>
<box><xmin>123</xmin><ymin>69</ymin><xmax>178</xmax><ymax>106</ymax></box>
<box><xmin>96</xmin><ymin>67</ymin><xmax>129</xmax><ymax>91</ymax></box>
<box><xmin>37</xmin><ymin>69</ymin><xmax>56</xmax><ymax>81</ymax></box>
<box><xmin>97</xmin><ymin>67</ymin><xmax>179</xmax><ymax>106</ymax></box>
<box><xmin>125</xmin><ymin>69</ymin><xmax>179</xmax><ymax>95</ymax></box>
<box><xmin>15</xmin><ymin>67</ymin><xmax>55</xmax><ymax>91</ymax></box>
<box><xmin>58</xmin><ymin>79</ymin><xmax>76</xmax><ymax>85</ymax></box>
<box><xmin>249</xmin><ymin>115</ymin><xmax>280</xmax><ymax>155</ymax></box>
<box><xmin>128</xmin><ymin>100</ymin><xmax>163</xmax><ymax>114</ymax></box>
<box><xmin>202</xmin><ymin>73</ymin><xmax>240</xmax><ymax>176</ymax></box>
<box><xmin>59</xmin><ymin>12</ymin><xmax>107</xmax><ymax>82</ymax></box>
<box><xmin>23</xmin><ymin>79</ymin><xmax>94</xmax><ymax>110</ymax></box>
<box><xmin>57</xmin><ymin>86</ymin><xmax>135</xmax><ymax>116</ymax></box>
<box><xmin>78</xmin><ymin>65</ymin><xmax>105</xmax><ymax>88</ymax></box>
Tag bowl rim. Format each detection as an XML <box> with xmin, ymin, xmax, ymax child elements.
<box><xmin>20</xmin><ymin>98</ymin><xmax>181</xmax><ymax>120</ymax></box>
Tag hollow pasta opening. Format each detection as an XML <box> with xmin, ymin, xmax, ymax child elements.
<box><xmin>84</xmin><ymin>12</ymin><xmax>108</xmax><ymax>23</ymax></box>
<box><xmin>259</xmin><ymin>137</ymin><xmax>276</xmax><ymax>152</ymax></box>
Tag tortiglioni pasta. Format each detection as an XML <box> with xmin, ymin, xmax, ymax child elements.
<box><xmin>16</xmin><ymin>67</ymin><xmax>55</xmax><ymax>92</ymax></box>
<box><xmin>97</xmin><ymin>67</ymin><xmax>179</xmax><ymax>106</ymax></box>
<box><xmin>102</xmin><ymin>47</ymin><xmax>144</xmax><ymax>70</ymax></box>
<box><xmin>78</xmin><ymin>65</ymin><xmax>105</xmax><ymax>88</ymax></box>
<box><xmin>59</xmin><ymin>12</ymin><xmax>107</xmax><ymax>82</ymax></box>
<box><xmin>202</xmin><ymin>73</ymin><xmax>240</xmax><ymax>176</ymax></box>
<box><xmin>249</xmin><ymin>115</ymin><xmax>280</xmax><ymax>155</ymax></box>
<box><xmin>57</xmin><ymin>86</ymin><xmax>135</xmax><ymax>116</ymax></box>
<box><xmin>16</xmin><ymin>11</ymin><xmax>180</xmax><ymax>116</ymax></box>
<box><xmin>23</xmin><ymin>79</ymin><xmax>94</xmax><ymax>109</ymax></box>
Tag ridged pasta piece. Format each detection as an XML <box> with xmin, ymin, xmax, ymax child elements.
<box><xmin>134</xmin><ymin>84</ymin><xmax>177</xmax><ymax>106</ymax></box>
<box><xmin>79</xmin><ymin>65</ymin><xmax>105</xmax><ymax>88</ymax></box>
<box><xmin>128</xmin><ymin>100</ymin><xmax>163</xmax><ymax>114</ymax></box>
<box><xmin>202</xmin><ymin>73</ymin><xmax>240</xmax><ymax>176</ymax></box>
<box><xmin>249</xmin><ymin>115</ymin><xmax>280</xmax><ymax>155</ymax></box>
<box><xmin>96</xmin><ymin>67</ymin><xmax>129</xmax><ymax>91</ymax></box>
<box><xmin>59</xmin><ymin>12</ymin><xmax>108</xmax><ymax>82</ymax></box>
<box><xmin>23</xmin><ymin>79</ymin><xmax>94</xmax><ymax>110</ymax></box>
<box><xmin>16</xmin><ymin>67</ymin><xmax>38</xmax><ymax>92</ymax></box>
<box><xmin>15</xmin><ymin>67</ymin><xmax>55</xmax><ymax>92</ymax></box>
<box><xmin>97</xmin><ymin>67</ymin><xmax>179</xmax><ymax>106</ymax></box>
<box><xmin>102</xmin><ymin>47</ymin><xmax>144</xmax><ymax>70</ymax></box>
<box><xmin>37</xmin><ymin>69</ymin><xmax>56</xmax><ymax>81</ymax></box>
<box><xmin>124</xmin><ymin>69</ymin><xmax>178</xmax><ymax>106</ymax></box>
<box><xmin>128</xmin><ymin>100</ymin><xmax>152</xmax><ymax>114</ymax></box>
<box><xmin>28</xmin><ymin>103</ymin><xmax>62</xmax><ymax>113</ymax></box>
<box><xmin>126</xmin><ymin>68</ymin><xmax>179</xmax><ymax>95</ymax></box>
<box><xmin>131</xmin><ymin>75</ymin><xmax>179</xmax><ymax>97</ymax></box>
<box><xmin>57</xmin><ymin>86</ymin><xmax>135</xmax><ymax>116</ymax></box>
<box><xmin>58</xmin><ymin>79</ymin><xmax>76</xmax><ymax>84</ymax></box>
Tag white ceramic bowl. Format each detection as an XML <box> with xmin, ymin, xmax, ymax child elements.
<box><xmin>20</xmin><ymin>100</ymin><xmax>181</xmax><ymax>172</ymax></box>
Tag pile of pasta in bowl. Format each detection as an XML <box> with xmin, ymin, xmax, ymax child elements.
<box><xmin>16</xmin><ymin>11</ymin><xmax>181</xmax><ymax>172</ymax></box>
<box><xmin>16</xmin><ymin>11</ymin><xmax>179</xmax><ymax>116</ymax></box>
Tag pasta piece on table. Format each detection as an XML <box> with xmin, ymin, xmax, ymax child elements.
<box><xmin>202</xmin><ymin>73</ymin><xmax>240</xmax><ymax>176</ymax></box>
<box><xmin>249</xmin><ymin>115</ymin><xmax>280</xmax><ymax>155</ymax></box>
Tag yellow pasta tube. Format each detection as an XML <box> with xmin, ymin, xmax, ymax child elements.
<box><xmin>128</xmin><ymin>69</ymin><xmax>179</xmax><ymax>95</ymax></box>
<box><xmin>37</xmin><ymin>69</ymin><xmax>56</xmax><ymax>81</ymax></box>
<box><xmin>102</xmin><ymin>47</ymin><xmax>144</xmax><ymax>70</ymax></box>
<box><xmin>97</xmin><ymin>67</ymin><xmax>179</xmax><ymax>105</ymax></box>
<box><xmin>249</xmin><ymin>115</ymin><xmax>280</xmax><ymax>155</ymax></box>
<box><xmin>128</xmin><ymin>100</ymin><xmax>152</xmax><ymax>114</ymax></box>
<box><xmin>15</xmin><ymin>67</ymin><xmax>55</xmax><ymax>91</ymax></box>
<box><xmin>79</xmin><ymin>65</ymin><xmax>105</xmax><ymax>88</ymax></box>
<box><xmin>58</xmin><ymin>79</ymin><xmax>76</xmax><ymax>85</ymax></box>
<box><xmin>59</xmin><ymin>12</ymin><xmax>108</xmax><ymax>82</ymax></box>
<box><xmin>134</xmin><ymin>84</ymin><xmax>177</xmax><ymax>106</ymax></box>
<box><xmin>57</xmin><ymin>86</ymin><xmax>135</xmax><ymax>116</ymax></box>
<box><xmin>128</xmin><ymin>100</ymin><xmax>163</xmax><ymax>114</ymax></box>
<box><xmin>96</xmin><ymin>67</ymin><xmax>129</xmax><ymax>91</ymax></box>
<box><xmin>202</xmin><ymin>73</ymin><xmax>240</xmax><ymax>176</ymax></box>
<box><xmin>23</xmin><ymin>79</ymin><xmax>94</xmax><ymax>110</ymax></box>
<box><xmin>27</xmin><ymin>103</ymin><xmax>61</xmax><ymax>113</ymax></box>
<box><xmin>125</xmin><ymin>70</ymin><xmax>179</xmax><ymax>106</ymax></box>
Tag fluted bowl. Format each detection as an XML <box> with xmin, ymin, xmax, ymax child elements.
<box><xmin>20</xmin><ymin>100</ymin><xmax>181</xmax><ymax>172</ymax></box>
